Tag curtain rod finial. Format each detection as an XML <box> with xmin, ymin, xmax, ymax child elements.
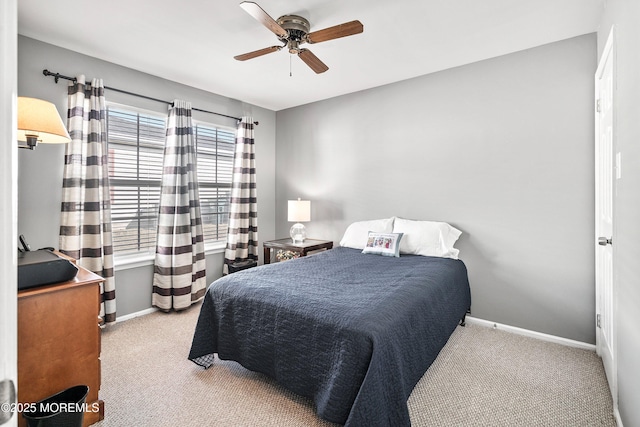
<box><xmin>42</xmin><ymin>69</ymin><xmax>58</xmax><ymax>83</ymax></box>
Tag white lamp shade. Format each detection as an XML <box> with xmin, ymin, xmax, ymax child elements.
<box><xmin>288</xmin><ymin>199</ymin><xmax>310</xmax><ymax>222</ymax></box>
<box><xmin>17</xmin><ymin>97</ymin><xmax>71</xmax><ymax>144</ymax></box>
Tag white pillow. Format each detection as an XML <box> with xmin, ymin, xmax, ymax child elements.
<box><xmin>362</xmin><ymin>232</ymin><xmax>404</xmax><ymax>257</ymax></box>
<box><xmin>392</xmin><ymin>217</ymin><xmax>462</xmax><ymax>259</ymax></box>
<box><xmin>339</xmin><ymin>218</ymin><xmax>394</xmax><ymax>250</ymax></box>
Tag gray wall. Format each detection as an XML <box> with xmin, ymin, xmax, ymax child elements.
<box><xmin>276</xmin><ymin>34</ymin><xmax>597</xmax><ymax>344</ymax></box>
<box><xmin>598</xmin><ymin>0</ymin><xmax>640</xmax><ymax>425</ymax></box>
<box><xmin>17</xmin><ymin>36</ymin><xmax>277</xmax><ymax>317</ymax></box>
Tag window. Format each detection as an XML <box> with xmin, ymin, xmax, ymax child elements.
<box><xmin>193</xmin><ymin>124</ymin><xmax>235</xmax><ymax>244</ymax></box>
<box><xmin>106</xmin><ymin>104</ymin><xmax>234</xmax><ymax>255</ymax></box>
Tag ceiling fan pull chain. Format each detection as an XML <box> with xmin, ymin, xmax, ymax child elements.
<box><xmin>290</xmin><ymin>54</ymin><xmax>293</xmax><ymax>77</ymax></box>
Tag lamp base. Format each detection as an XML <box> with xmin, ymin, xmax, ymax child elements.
<box><xmin>290</xmin><ymin>223</ymin><xmax>306</xmax><ymax>243</ymax></box>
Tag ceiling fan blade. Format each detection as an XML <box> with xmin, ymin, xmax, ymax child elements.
<box><xmin>240</xmin><ymin>1</ymin><xmax>288</xmax><ymax>38</ymax></box>
<box><xmin>298</xmin><ymin>49</ymin><xmax>329</xmax><ymax>74</ymax></box>
<box><xmin>234</xmin><ymin>45</ymin><xmax>283</xmax><ymax>61</ymax></box>
<box><xmin>306</xmin><ymin>20</ymin><xmax>363</xmax><ymax>44</ymax></box>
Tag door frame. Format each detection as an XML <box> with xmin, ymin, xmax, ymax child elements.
<box><xmin>594</xmin><ymin>25</ymin><xmax>617</xmax><ymax>411</ymax></box>
<box><xmin>0</xmin><ymin>0</ymin><xmax>18</xmax><ymax>426</ymax></box>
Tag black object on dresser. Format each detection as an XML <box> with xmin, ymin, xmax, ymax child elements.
<box><xmin>17</xmin><ymin>249</ymin><xmax>78</xmax><ymax>290</ymax></box>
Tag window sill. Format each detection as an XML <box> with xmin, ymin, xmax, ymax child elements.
<box><xmin>113</xmin><ymin>252</ymin><xmax>155</xmax><ymax>271</ymax></box>
<box><xmin>114</xmin><ymin>242</ymin><xmax>227</xmax><ymax>271</ymax></box>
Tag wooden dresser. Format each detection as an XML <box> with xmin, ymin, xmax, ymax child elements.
<box><xmin>17</xmin><ymin>260</ymin><xmax>105</xmax><ymax>427</ymax></box>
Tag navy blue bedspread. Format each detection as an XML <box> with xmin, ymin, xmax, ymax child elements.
<box><xmin>189</xmin><ymin>247</ymin><xmax>471</xmax><ymax>426</ymax></box>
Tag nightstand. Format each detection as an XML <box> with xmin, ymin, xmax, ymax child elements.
<box><xmin>263</xmin><ymin>238</ymin><xmax>333</xmax><ymax>264</ymax></box>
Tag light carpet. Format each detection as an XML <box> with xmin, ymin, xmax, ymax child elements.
<box><xmin>93</xmin><ymin>304</ymin><xmax>615</xmax><ymax>426</ymax></box>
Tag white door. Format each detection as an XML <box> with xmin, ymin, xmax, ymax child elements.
<box><xmin>0</xmin><ymin>0</ymin><xmax>18</xmax><ymax>426</ymax></box>
<box><xmin>595</xmin><ymin>27</ymin><xmax>616</xmax><ymax>405</ymax></box>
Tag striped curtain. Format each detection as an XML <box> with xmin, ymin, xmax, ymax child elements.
<box><xmin>152</xmin><ymin>100</ymin><xmax>206</xmax><ymax>310</ymax></box>
<box><xmin>59</xmin><ymin>76</ymin><xmax>116</xmax><ymax>323</ymax></box>
<box><xmin>223</xmin><ymin>117</ymin><xmax>258</xmax><ymax>275</ymax></box>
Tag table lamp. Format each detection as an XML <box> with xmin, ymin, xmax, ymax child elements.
<box><xmin>288</xmin><ymin>199</ymin><xmax>310</xmax><ymax>243</ymax></box>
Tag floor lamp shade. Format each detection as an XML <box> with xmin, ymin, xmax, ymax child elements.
<box><xmin>288</xmin><ymin>199</ymin><xmax>310</xmax><ymax>242</ymax></box>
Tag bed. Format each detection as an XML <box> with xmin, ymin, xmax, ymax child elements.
<box><xmin>189</xmin><ymin>218</ymin><xmax>471</xmax><ymax>426</ymax></box>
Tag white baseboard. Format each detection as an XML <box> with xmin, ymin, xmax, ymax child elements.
<box><xmin>114</xmin><ymin>310</ymin><xmax>595</xmax><ymax>352</ymax></box>
<box><xmin>114</xmin><ymin>311</ymin><xmax>596</xmax><ymax>352</ymax></box>
<box><xmin>614</xmin><ymin>407</ymin><xmax>623</xmax><ymax>427</ymax></box>
<box><xmin>466</xmin><ymin>316</ymin><xmax>596</xmax><ymax>351</ymax></box>
<box><xmin>116</xmin><ymin>307</ymin><xmax>158</xmax><ymax>323</ymax></box>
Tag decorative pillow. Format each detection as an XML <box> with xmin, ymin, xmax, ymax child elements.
<box><xmin>339</xmin><ymin>218</ymin><xmax>394</xmax><ymax>250</ymax></box>
<box><xmin>362</xmin><ymin>232</ymin><xmax>404</xmax><ymax>257</ymax></box>
<box><xmin>392</xmin><ymin>217</ymin><xmax>462</xmax><ymax>259</ymax></box>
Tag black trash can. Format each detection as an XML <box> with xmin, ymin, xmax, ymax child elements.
<box><xmin>22</xmin><ymin>385</ymin><xmax>89</xmax><ymax>427</ymax></box>
<box><xmin>229</xmin><ymin>259</ymin><xmax>257</xmax><ymax>273</ymax></box>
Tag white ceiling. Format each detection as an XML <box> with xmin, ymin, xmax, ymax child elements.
<box><xmin>18</xmin><ymin>0</ymin><xmax>604</xmax><ymax>111</ymax></box>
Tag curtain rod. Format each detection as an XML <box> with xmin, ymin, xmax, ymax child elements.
<box><xmin>42</xmin><ymin>69</ymin><xmax>258</xmax><ymax>126</ymax></box>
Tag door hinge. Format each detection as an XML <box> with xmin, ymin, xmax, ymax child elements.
<box><xmin>596</xmin><ymin>314</ymin><xmax>601</xmax><ymax>328</ymax></box>
<box><xmin>596</xmin><ymin>99</ymin><xmax>601</xmax><ymax>113</ymax></box>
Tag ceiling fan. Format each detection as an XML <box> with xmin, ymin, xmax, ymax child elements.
<box><xmin>234</xmin><ymin>1</ymin><xmax>364</xmax><ymax>74</ymax></box>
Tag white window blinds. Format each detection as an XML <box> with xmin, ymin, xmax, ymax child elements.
<box><xmin>194</xmin><ymin>124</ymin><xmax>235</xmax><ymax>244</ymax></box>
<box><xmin>106</xmin><ymin>105</ymin><xmax>234</xmax><ymax>255</ymax></box>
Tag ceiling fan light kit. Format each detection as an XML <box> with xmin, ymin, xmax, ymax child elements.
<box><xmin>235</xmin><ymin>1</ymin><xmax>363</xmax><ymax>74</ymax></box>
